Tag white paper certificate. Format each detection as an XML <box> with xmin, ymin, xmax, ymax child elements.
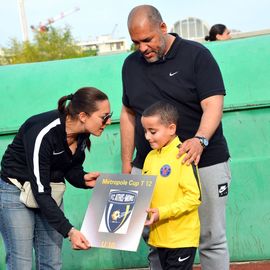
<box><xmin>81</xmin><ymin>173</ymin><xmax>156</xmax><ymax>251</ymax></box>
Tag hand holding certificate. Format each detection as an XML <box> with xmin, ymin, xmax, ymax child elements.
<box><xmin>81</xmin><ymin>173</ymin><xmax>156</xmax><ymax>251</ymax></box>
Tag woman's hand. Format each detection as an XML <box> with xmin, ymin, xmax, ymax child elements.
<box><xmin>68</xmin><ymin>227</ymin><xmax>91</xmax><ymax>250</ymax></box>
<box><xmin>84</xmin><ymin>172</ymin><xmax>100</xmax><ymax>188</ymax></box>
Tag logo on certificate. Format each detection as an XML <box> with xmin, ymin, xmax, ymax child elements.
<box><xmin>99</xmin><ymin>190</ymin><xmax>138</xmax><ymax>234</ymax></box>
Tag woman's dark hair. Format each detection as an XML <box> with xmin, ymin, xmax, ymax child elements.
<box><xmin>142</xmin><ymin>101</ymin><xmax>179</xmax><ymax>126</ymax></box>
<box><xmin>58</xmin><ymin>87</ymin><xmax>108</xmax><ymax>151</ymax></box>
<box><xmin>58</xmin><ymin>87</ymin><xmax>108</xmax><ymax>117</ymax></box>
<box><xmin>205</xmin><ymin>24</ymin><xmax>226</xmax><ymax>41</ymax></box>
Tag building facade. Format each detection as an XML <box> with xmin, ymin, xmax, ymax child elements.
<box><xmin>78</xmin><ymin>35</ymin><xmax>129</xmax><ymax>55</ymax></box>
<box><xmin>171</xmin><ymin>17</ymin><xmax>209</xmax><ymax>41</ymax></box>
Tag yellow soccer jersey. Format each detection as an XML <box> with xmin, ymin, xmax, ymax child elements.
<box><xmin>143</xmin><ymin>136</ymin><xmax>201</xmax><ymax>248</ymax></box>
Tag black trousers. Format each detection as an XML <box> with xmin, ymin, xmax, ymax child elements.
<box><xmin>157</xmin><ymin>247</ymin><xmax>196</xmax><ymax>270</ymax></box>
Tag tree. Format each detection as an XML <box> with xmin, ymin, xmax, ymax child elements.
<box><xmin>130</xmin><ymin>43</ymin><xmax>136</xmax><ymax>52</ymax></box>
<box><xmin>1</xmin><ymin>26</ymin><xmax>96</xmax><ymax>65</ymax></box>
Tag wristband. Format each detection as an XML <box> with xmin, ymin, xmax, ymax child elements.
<box><xmin>68</xmin><ymin>227</ymin><xmax>75</xmax><ymax>241</ymax></box>
<box><xmin>194</xmin><ymin>136</ymin><xmax>209</xmax><ymax>148</ymax></box>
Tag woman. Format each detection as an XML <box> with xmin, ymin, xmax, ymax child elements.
<box><xmin>0</xmin><ymin>86</ymin><xmax>112</xmax><ymax>269</ymax></box>
<box><xmin>205</xmin><ymin>24</ymin><xmax>231</xmax><ymax>41</ymax></box>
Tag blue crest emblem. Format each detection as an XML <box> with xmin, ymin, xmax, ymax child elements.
<box><xmin>104</xmin><ymin>190</ymin><xmax>137</xmax><ymax>233</ymax></box>
<box><xmin>160</xmin><ymin>164</ymin><xmax>171</xmax><ymax>177</ymax></box>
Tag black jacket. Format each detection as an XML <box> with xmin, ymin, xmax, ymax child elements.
<box><xmin>1</xmin><ymin>110</ymin><xmax>90</xmax><ymax>237</ymax></box>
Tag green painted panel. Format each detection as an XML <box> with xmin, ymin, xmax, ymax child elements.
<box><xmin>204</xmin><ymin>35</ymin><xmax>270</xmax><ymax>109</ymax></box>
<box><xmin>0</xmin><ymin>53</ymin><xmax>128</xmax><ymax>134</ymax></box>
<box><xmin>222</xmin><ymin>107</ymin><xmax>270</xmax><ymax>261</ymax></box>
<box><xmin>1</xmin><ymin>34</ymin><xmax>270</xmax><ymax>134</ymax></box>
<box><xmin>1</xmin><ymin>107</ymin><xmax>270</xmax><ymax>269</ymax></box>
<box><xmin>1</xmin><ymin>34</ymin><xmax>270</xmax><ymax>269</ymax></box>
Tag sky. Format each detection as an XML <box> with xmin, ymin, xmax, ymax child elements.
<box><xmin>0</xmin><ymin>0</ymin><xmax>269</xmax><ymax>47</ymax></box>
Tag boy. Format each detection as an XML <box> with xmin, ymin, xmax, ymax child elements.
<box><xmin>142</xmin><ymin>101</ymin><xmax>201</xmax><ymax>270</ymax></box>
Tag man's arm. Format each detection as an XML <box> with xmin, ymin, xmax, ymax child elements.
<box><xmin>120</xmin><ymin>105</ymin><xmax>136</xmax><ymax>173</ymax></box>
<box><xmin>178</xmin><ymin>95</ymin><xmax>224</xmax><ymax>165</ymax></box>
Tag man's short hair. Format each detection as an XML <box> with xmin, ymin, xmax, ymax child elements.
<box><xmin>128</xmin><ymin>5</ymin><xmax>163</xmax><ymax>27</ymax></box>
<box><xmin>142</xmin><ymin>101</ymin><xmax>179</xmax><ymax>126</ymax></box>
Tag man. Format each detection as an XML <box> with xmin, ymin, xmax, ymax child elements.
<box><xmin>120</xmin><ymin>5</ymin><xmax>231</xmax><ymax>270</ymax></box>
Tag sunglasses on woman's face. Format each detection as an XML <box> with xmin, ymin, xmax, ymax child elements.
<box><xmin>101</xmin><ymin>112</ymin><xmax>113</xmax><ymax>124</ymax></box>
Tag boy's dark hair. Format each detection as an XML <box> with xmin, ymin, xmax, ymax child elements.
<box><xmin>142</xmin><ymin>101</ymin><xmax>179</xmax><ymax>126</ymax></box>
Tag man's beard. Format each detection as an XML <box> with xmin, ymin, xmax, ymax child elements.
<box><xmin>144</xmin><ymin>39</ymin><xmax>166</xmax><ymax>63</ymax></box>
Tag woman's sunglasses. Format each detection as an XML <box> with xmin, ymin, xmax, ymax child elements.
<box><xmin>102</xmin><ymin>112</ymin><xmax>113</xmax><ymax>124</ymax></box>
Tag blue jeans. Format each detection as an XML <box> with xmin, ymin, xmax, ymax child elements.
<box><xmin>0</xmin><ymin>178</ymin><xmax>63</xmax><ymax>270</ymax></box>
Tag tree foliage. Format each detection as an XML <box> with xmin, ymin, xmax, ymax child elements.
<box><xmin>1</xmin><ymin>26</ymin><xmax>96</xmax><ymax>65</ymax></box>
<box><xmin>130</xmin><ymin>43</ymin><xmax>136</xmax><ymax>52</ymax></box>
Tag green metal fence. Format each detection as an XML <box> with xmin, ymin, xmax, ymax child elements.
<box><xmin>0</xmin><ymin>34</ymin><xmax>270</xmax><ymax>269</ymax></box>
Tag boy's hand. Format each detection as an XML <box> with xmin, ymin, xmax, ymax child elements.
<box><xmin>84</xmin><ymin>172</ymin><xmax>100</xmax><ymax>188</ymax></box>
<box><xmin>145</xmin><ymin>208</ymin><xmax>159</xmax><ymax>226</ymax></box>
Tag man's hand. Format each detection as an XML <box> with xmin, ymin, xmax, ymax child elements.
<box><xmin>68</xmin><ymin>228</ymin><xmax>91</xmax><ymax>250</ymax></box>
<box><xmin>177</xmin><ymin>138</ymin><xmax>204</xmax><ymax>166</ymax></box>
<box><xmin>177</xmin><ymin>95</ymin><xmax>223</xmax><ymax>165</ymax></box>
<box><xmin>84</xmin><ymin>172</ymin><xmax>100</xmax><ymax>188</ymax></box>
<box><xmin>145</xmin><ymin>208</ymin><xmax>159</xmax><ymax>226</ymax></box>
<box><xmin>120</xmin><ymin>105</ymin><xmax>135</xmax><ymax>174</ymax></box>
<box><xmin>122</xmin><ymin>162</ymin><xmax>132</xmax><ymax>174</ymax></box>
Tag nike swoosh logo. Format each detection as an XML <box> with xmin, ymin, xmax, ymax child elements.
<box><xmin>53</xmin><ymin>150</ymin><xmax>65</xmax><ymax>155</ymax></box>
<box><xmin>169</xmin><ymin>71</ymin><xmax>178</xmax><ymax>76</ymax></box>
<box><xmin>219</xmin><ymin>186</ymin><xmax>227</xmax><ymax>193</ymax></box>
<box><xmin>178</xmin><ymin>256</ymin><xmax>190</xmax><ymax>262</ymax></box>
